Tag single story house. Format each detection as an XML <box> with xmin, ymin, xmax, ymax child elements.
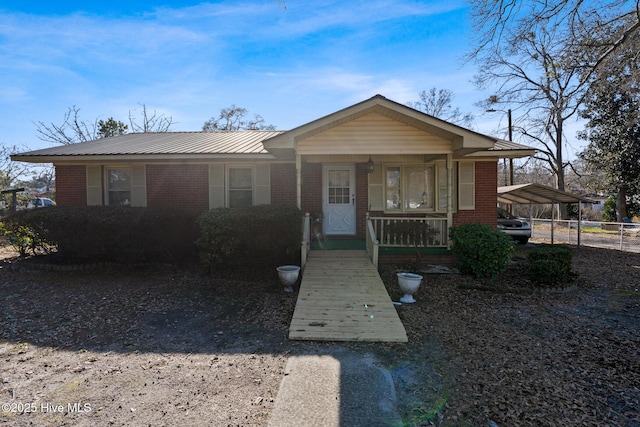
<box><xmin>12</xmin><ymin>95</ymin><xmax>535</xmax><ymax>263</ymax></box>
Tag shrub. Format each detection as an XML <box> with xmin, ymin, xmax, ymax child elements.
<box><xmin>526</xmin><ymin>244</ymin><xmax>574</xmax><ymax>286</ymax></box>
<box><xmin>1</xmin><ymin>206</ymin><xmax>199</xmax><ymax>264</ymax></box>
<box><xmin>0</xmin><ymin>210</ymin><xmax>52</xmax><ymax>256</ymax></box>
<box><xmin>449</xmin><ymin>223</ymin><xmax>514</xmax><ymax>278</ymax></box>
<box><xmin>603</xmin><ymin>196</ymin><xmax>617</xmax><ymax>222</ymax></box>
<box><xmin>196</xmin><ymin>204</ymin><xmax>303</xmax><ymax>270</ymax></box>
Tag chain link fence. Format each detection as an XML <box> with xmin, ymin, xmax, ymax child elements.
<box><xmin>531</xmin><ymin>219</ymin><xmax>640</xmax><ymax>253</ymax></box>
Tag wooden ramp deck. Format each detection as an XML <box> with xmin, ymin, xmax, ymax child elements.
<box><xmin>289</xmin><ymin>250</ymin><xmax>408</xmax><ymax>342</ymax></box>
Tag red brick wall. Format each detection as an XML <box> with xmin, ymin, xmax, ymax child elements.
<box><xmin>355</xmin><ymin>163</ymin><xmax>368</xmax><ymax>238</ymax></box>
<box><xmin>379</xmin><ymin>253</ymin><xmax>455</xmax><ymax>267</ymax></box>
<box><xmin>270</xmin><ymin>163</ymin><xmax>297</xmax><ymax>206</ymax></box>
<box><xmin>301</xmin><ymin>162</ymin><xmax>322</xmax><ymax>217</ymax></box>
<box><xmin>453</xmin><ymin>161</ymin><xmax>497</xmax><ymax>228</ymax></box>
<box><xmin>53</xmin><ymin>160</ymin><xmax>497</xmax><ymax>229</ymax></box>
<box><xmin>146</xmin><ymin>164</ymin><xmax>209</xmax><ymax>212</ymax></box>
<box><xmin>55</xmin><ymin>165</ymin><xmax>88</xmax><ymax>206</ymax></box>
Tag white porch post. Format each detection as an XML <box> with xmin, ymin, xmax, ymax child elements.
<box><xmin>296</xmin><ymin>154</ymin><xmax>302</xmax><ymax>209</ymax></box>
<box><xmin>446</xmin><ymin>153</ymin><xmax>454</xmax><ymax>248</ymax></box>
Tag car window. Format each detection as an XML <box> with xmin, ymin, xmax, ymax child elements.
<box><xmin>497</xmin><ymin>208</ymin><xmax>516</xmax><ymax>219</ymax></box>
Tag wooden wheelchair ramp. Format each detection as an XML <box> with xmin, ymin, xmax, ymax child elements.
<box><xmin>289</xmin><ymin>250</ymin><xmax>408</xmax><ymax>342</ymax></box>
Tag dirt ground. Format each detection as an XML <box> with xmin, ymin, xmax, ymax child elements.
<box><xmin>0</xmin><ymin>240</ymin><xmax>639</xmax><ymax>426</ymax></box>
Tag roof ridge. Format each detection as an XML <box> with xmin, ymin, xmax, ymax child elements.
<box><xmin>126</xmin><ymin>129</ymin><xmax>286</xmax><ymax>135</ymax></box>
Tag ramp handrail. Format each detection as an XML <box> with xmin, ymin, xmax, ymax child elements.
<box><xmin>301</xmin><ymin>213</ymin><xmax>311</xmax><ymax>267</ymax></box>
<box><xmin>365</xmin><ymin>213</ymin><xmax>379</xmax><ymax>268</ymax></box>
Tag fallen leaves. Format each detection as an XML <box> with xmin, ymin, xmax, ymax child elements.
<box><xmin>382</xmin><ymin>245</ymin><xmax>640</xmax><ymax>426</ymax></box>
<box><xmin>0</xmin><ymin>243</ymin><xmax>639</xmax><ymax>426</ymax></box>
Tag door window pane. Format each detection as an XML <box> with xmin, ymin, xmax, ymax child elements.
<box><xmin>327</xmin><ymin>170</ymin><xmax>350</xmax><ymax>204</ymax></box>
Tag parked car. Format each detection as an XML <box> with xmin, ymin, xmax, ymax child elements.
<box><xmin>26</xmin><ymin>197</ymin><xmax>56</xmax><ymax>209</ymax></box>
<box><xmin>497</xmin><ymin>207</ymin><xmax>531</xmax><ymax>244</ymax></box>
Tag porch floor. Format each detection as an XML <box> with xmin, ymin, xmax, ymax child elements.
<box><xmin>289</xmin><ymin>250</ymin><xmax>408</xmax><ymax>342</ymax></box>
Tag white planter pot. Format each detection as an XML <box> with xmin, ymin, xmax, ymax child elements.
<box><xmin>397</xmin><ymin>272</ymin><xmax>423</xmax><ymax>303</ymax></box>
<box><xmin>276</xmin><ymin>265</ymin><xmax>300</xmax><ymax>293</ymax></box>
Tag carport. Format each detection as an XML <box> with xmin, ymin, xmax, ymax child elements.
<box><xmin>498</xmin><ymin>183</ymin><xmax>596</xmax><ymax>247</ymax></box>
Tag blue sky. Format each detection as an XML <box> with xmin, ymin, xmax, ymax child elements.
<box><xmin>1</xmin><ymin>0</ymin><xmax>526</xmax><ymax>153</ymax></box>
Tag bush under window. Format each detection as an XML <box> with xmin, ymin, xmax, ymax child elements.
<box><xmin>450</xmin><ymin>222</ymin><xmax>514</xmax><ymax>278</ymax></box>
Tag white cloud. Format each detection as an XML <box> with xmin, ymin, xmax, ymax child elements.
<box><xmin>0</xmin><ymin>0</ymin><xmax>478</xmax><ymax>149</ymax></box>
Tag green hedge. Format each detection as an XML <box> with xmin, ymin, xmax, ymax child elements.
<box><xmin>2</xmin><ymin>204</ymin><xmax>304</xmax><ymax>269</ymax></box>
<box><xmin>1</xmin><ymin>206</ymin><xmax>199</xmax><ymax>264</ymax></box>
<box><xmin>0</xmin><ymin>210</ymin><xmax>52</xmax><ymax>256</ymax></box>
<box><xmin>527</xmin><ymin>244</ymin><xmax>574</xmax><ymax>286</ymax></box>
<box><xmin>449</xmin><ymin>222</ymin><xmax>514</xmax><ymax>278</ymax></box>
<box><xmin>196</xmin><ymin>205</ymin><xmax>303</xmax><ymax>270</ymax></box>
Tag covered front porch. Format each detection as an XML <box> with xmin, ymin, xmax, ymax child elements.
<box><xmin>300</xmin><ymin>212</ymin><xmax>450</xmax><ymax>268</ymax></box>
<box><xmin>263</xmin><ymin>95</ymin><xmax>501</xmax><ymax>234</ymax></box>
<box><xmin>267</xmin><ymin>95</ymin><xmax>536</xmax><ymax>342</ymax></box>
<box><xmin>263</xmin><ymin>95</ymin><xmax>533</xmax><ymax>265</ymax></box>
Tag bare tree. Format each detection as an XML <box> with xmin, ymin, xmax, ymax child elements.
<box><xmin>1</xmin><ymin>143</ymin><xmax>35</xmax><ymax>189</ymax></box>
<box><xmin>202</xmin><ymin>105</ymin><xmax>275</xmax><ymax>132</ymax></box>
<box><xmin>35</xmin><ymin>106</ymin><xmax>99</xmax><ymax>145</ymax></box>
<box><xmin>407</xmin><ymin>88</ymin><xmax>474</xmax><ymax>128</ymax></box>
<box><xmin>469</xmin><ymin>0</ymin><xmax>640</xmax><ymax>78</ymax></box>
<box><xmin>475</xmin><ymin>22</ymin><xmax>586</xmax><ymax>198</ymax></box>
<box><xmin>468</xmin><ymin>1</ymin><xmax>640</xmax><ymax>219</ymax></box>
<box><xmin>35</xmin><ymin>104</ymin><xmax>174</xmax><ymax>145</ymax></box>
<box><xmin>128</xmin><ymin>104</ymin><xmax>174</xmax><ymax>133</ymax></box>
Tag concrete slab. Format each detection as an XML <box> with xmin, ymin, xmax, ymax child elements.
<box><xmin>268</xmin><ymin>350</ymin><xmax>402</xmax><ymax>427</ymax></box>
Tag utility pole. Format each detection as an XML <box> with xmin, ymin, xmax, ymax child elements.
<box><xmin>507</xmin><ymin>109</ymin><xmax>513</xmax><ymax>186</ymax></box>
<box><xmin>486</xmin><ymin>108</ymin><xmax>514</xmax><ymax>186</ymax></box>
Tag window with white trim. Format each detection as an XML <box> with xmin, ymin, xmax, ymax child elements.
<box><xmin>107</xmin><ymin>167</ymin><xmax>131</xmax><ymax>206</ymax></box>
<box><xmin>228</xmin><ymin>167</ymin><xmax>253</xmax><ymax>208</ymax></box>
<box><xmin>384</xmin><ymin>163</ymin><xmax>453</xmax><ymax>212</ymax></box>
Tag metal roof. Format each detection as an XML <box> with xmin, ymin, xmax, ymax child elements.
<box><xmin>12</xmin><ymin>131</ymin><xmax>285</xmax><ymax>162</ymax></box>
<box><xmin>498</xmin><ymin>183</ymin><xmax>595</xmax><ymax>204</ymax></box>
<box><xmin>11</xmin><ymin>103</ymin><xmax>538</xmax><ymax>164</ymax></box>
<box><xmin>465</xmin><ymin>139</ymin><xmax>536</xmax><ymax>158</ymax></box>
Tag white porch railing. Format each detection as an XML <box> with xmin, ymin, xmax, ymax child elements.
<box><xmin>365</xmin><ymin>213</ymin><xmax>380</xmax><ymax>267</ymax></box>
<box><xmin>366</xmin><ymin>213</ymin><xmax>449</xmax><ymax>267</ymax></box>
<box><xmin>301</xmin><ymin>213</ymin><xmax>311</xmax><ymax>267</ymax></box>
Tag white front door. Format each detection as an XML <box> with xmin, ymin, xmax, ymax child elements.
<box><xmin>323</xmin><ymin>164</ymin><xmax>356</xmax><ymax>236</ymax></box>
